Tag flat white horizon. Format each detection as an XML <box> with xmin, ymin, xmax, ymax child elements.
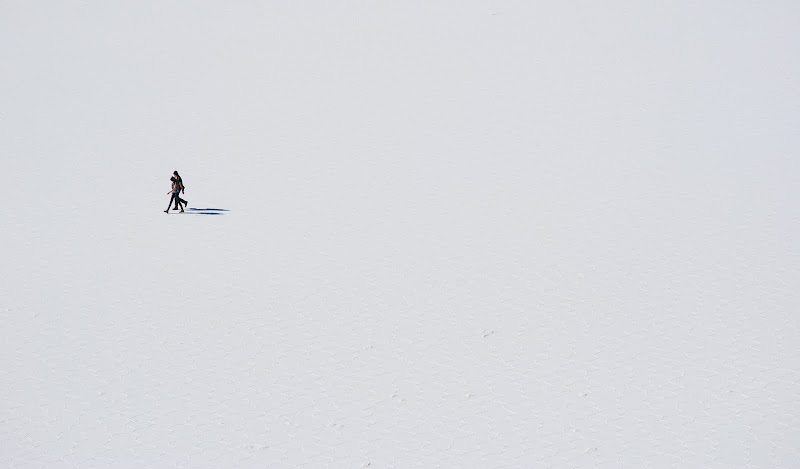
<box><xmin>2</xmin><ymin>1</ymin><xmax>799</xmax><ymax>467</ymax></box>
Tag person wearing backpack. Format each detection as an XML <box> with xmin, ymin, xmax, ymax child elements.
<box><xmin>172</xmin><ymin>170</ymin><xmax>188</xmax><ymax>210</ymax></box>
<box><xmin>172</xmin><ymin>171</ymin><xmax>189</xmax><ymax>212</ymax></box>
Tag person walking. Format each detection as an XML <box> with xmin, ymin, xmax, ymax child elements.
<box><xmin>165</xmin><ymin>176</ymin><xmax>184</xmax><ymax>213</ymax></box>
<box><xmin>172</xmin><ymin>171</ymin><xmax>188</xmax><ymax>210</ymax></box>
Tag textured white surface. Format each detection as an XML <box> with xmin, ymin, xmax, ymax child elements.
<box><xmin>2</xmin><ymin>1</ymin><xmax>799</xmax><ymax>467</ymax></box>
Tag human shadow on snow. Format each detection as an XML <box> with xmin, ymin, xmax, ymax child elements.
<box><xmin>182</xmin><ymin>208</ymin><xmax>229</xmax><ymax>215</ymax></box>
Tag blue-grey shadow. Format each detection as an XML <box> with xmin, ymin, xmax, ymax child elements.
<box><xmin>185</xmin><ymin>208</ymin><xmax>229</xmax><ymax>215</ymax></box>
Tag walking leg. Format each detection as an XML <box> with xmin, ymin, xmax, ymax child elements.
<box><xmin>166</xmin><ymin>193</ymin><xmax>177</xmax><ymax>212</ymax></box>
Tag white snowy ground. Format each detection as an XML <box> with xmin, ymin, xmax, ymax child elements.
<box><xmin>2</xmin><ymin>2</ymin><xmax>799</xmax><ymax>468</ymax></box>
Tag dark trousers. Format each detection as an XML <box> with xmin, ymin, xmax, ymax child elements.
<box><xmin>174</xmin><ymin>192</ymin><xmax>187</xmax><ymax>209</ymax></box>
<box><xmin>168</xmin><ymin>192</ymin><xmax>183</xmax><ymax>210</ymax></box>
